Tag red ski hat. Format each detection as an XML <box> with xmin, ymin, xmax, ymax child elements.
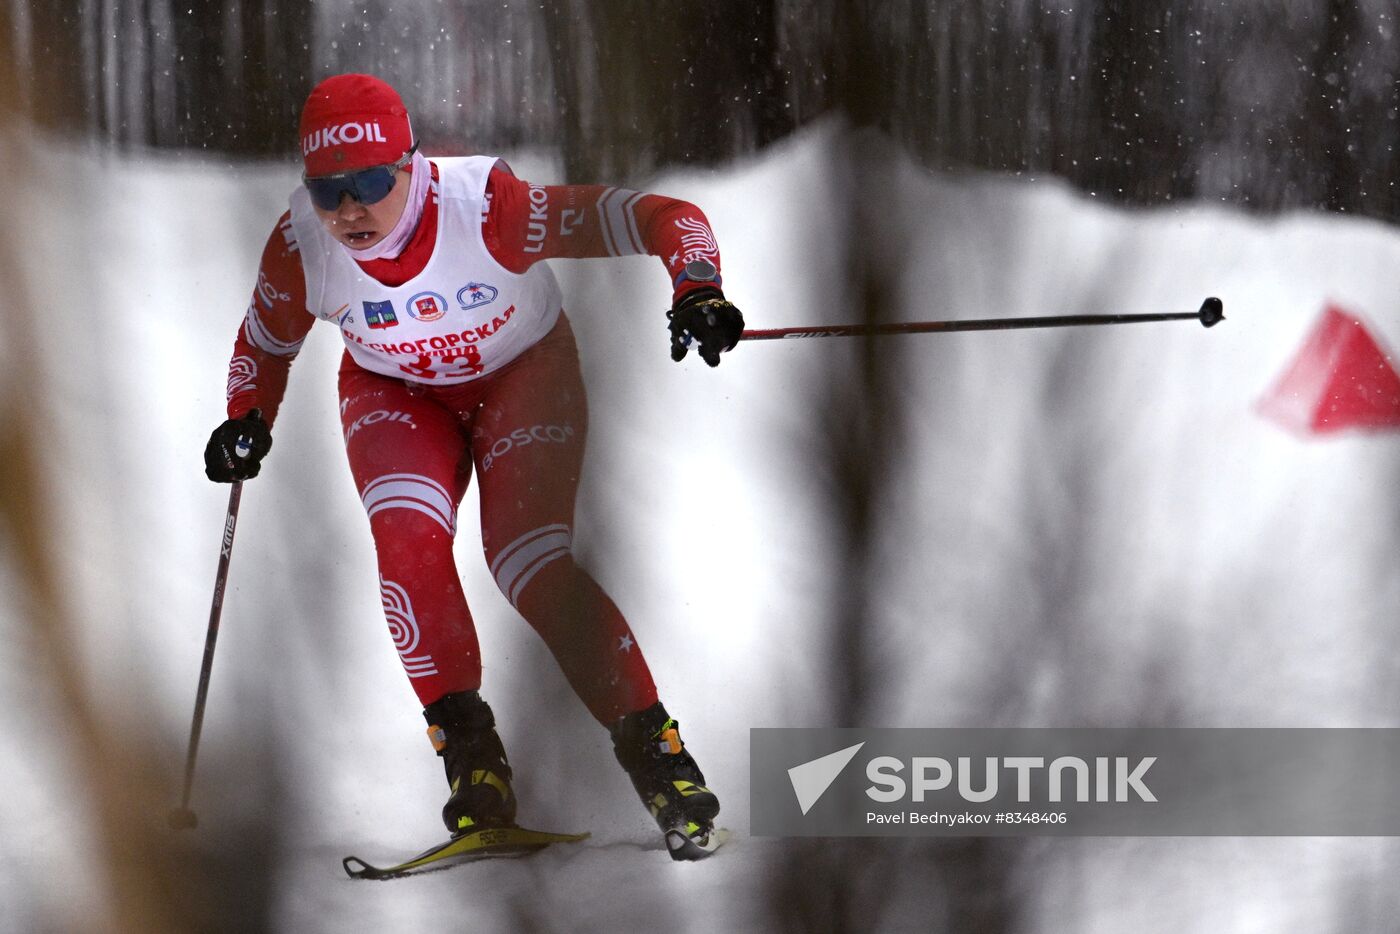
<box><xmin>299</xmin><ymin>74</ymin><xmax>414</xmax><ymax>177</ymax></box>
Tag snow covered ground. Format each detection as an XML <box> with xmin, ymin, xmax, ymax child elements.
<box><xmin>3</xmin><ymin>122</ymin><xmax>1400</xmax><ymax>931</ymax></box>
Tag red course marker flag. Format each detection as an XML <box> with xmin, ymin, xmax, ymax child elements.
<box><xmin>1258</xmin><ymin>305</ymin><xmax>1400</xmax><ymax>435</ymax></box>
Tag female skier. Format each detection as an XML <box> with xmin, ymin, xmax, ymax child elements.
<box><xmin>203</xmin><ymin>73</ymin><xmax>742</xmax><ymax>860</ymax></box>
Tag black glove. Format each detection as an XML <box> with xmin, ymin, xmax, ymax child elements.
<box><xmin>667</xmin><ymin>288</ymin><xmax>744</xmax><ymax>367</ymax></box>
<box><xmin>204</xmin><ymin>410</ymin><xmax>272</xmax><ymax>482</ymax></box>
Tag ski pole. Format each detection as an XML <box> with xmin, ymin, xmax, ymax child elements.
<box><xmin>741</xmin><ymin>297</ymin><xmax>1223</xmax><ymax>341</ymax></box>
<box><xmin>169</xmin><ymin>420</ymin><xmax>256</xmax><ymax>830</ymax></box>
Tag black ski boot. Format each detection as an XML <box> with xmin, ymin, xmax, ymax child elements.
<box><xmin>611</xmin><ymin>702</ymin><xmax>723</xmax><ymax>860</ymax></box>
<box><xmin>423</xmin><ymin>691</ymin><xmax>516</xmax><ymax>837</ymax></box>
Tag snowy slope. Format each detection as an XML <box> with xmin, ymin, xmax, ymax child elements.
<box><xmin>3</xmin><ymin>122</ymin><xmax>1400</xmax><ymax>932</ymax></box>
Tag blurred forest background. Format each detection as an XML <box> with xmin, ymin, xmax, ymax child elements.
<box><xmin>4</xmin><ymin>0</ymin><xmax>1400</xmax><ymax>213</ymax></box>
<box><xmin>3</xmin><ymin>1</ymin><xmax>1399</xmax><ymax>932</ymax></box>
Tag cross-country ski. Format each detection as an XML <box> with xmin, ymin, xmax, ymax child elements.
<box><xmin>342</xmin><ymin>826</ymin><xmax>590</xmax><ymax>880</ymax></box>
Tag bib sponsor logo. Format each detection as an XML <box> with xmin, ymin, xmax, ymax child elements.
<box><xmin>407</xmin><ymin>291</ymin><xmax>447</xmax><ymax>322</ymax></box>
<box><xmin>302</xmin><ymin>121</ymin><xmax>388</xmax><ymax>155</ymax></box>
<box><xmin>456</xmin><ymin>282</ymin><xmax>499</xmax><ymax>310</ymax></box>
<box><xmin>363</xmin><ymin>299</ymin><xmax>399</xmax><ymax>329</ymax></box>
<box><xmin>344</xmin><ymin>305</ymin><xmax>516</xmax><ymax>380</ymax></box>
<box><xmin>347</xmin><ymin>305</ymin><xmax>516</xmax><ymax>354</ymax></box>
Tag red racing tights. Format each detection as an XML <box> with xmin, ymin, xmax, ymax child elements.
<box><xmin>337</xmin><ymin>313</ymin><xmax>658</xmax><ymax>725</ymax></box>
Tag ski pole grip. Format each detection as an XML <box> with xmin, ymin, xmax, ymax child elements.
<box><xmin>236</xmin><ymin>409</ymin><xmax>263</xmax><ymax>459</ymax></box>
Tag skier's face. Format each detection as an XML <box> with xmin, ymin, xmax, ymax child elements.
<box><xmin>312</xmin><ymin>168</ymin><xmax>413</xmax><ymax>250</ymax></box>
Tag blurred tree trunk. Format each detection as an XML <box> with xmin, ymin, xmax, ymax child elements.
<box><xmin>542</xmin><ymin>0</ymin><xmax>794</xmax><ymax>181</ymax></box>
<box><xmin>26</xmin><ymin>1</ymin><xmax>89</xmax><ymax>134</ymax></box>
<box><xmin>166</xmin><ymin>0</ymin><xmax>315</xmax><ymax>152</ymax></box>
<box><xmin>754</xmin><ymin>1</ymin><xmax>1024</xmax><ymax>929</ymax></box>
<box><xmin>17</xmin><ymin>0</ymin><xmax>312</xmax><ymax>151</ymax></box>
<box><xmin>1312</xmin><ymin>0</ymin><xmax>1363</xmax><ymax>215</ymax></box>
<box><xmin>0</xmin><ymin>47</ymin><xmax>284</xmax><ymax>934</ymax></box>
<box><xmin>0</xmin><ymin>73</ymin><xmax>177</xmax><ymax>933</ymax></box>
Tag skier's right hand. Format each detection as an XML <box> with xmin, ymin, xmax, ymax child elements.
<box><xmin>204</xmin><ymin>410</ymin><xmax>272</xmax><ymax>482</ymax></box>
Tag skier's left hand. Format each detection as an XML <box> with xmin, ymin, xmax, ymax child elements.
<box><xmin>667</xmin><ymin>288</ymin><xmax>744</xmax><ymax>367</ymax></box>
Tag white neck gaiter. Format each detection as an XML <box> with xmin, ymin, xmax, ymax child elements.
<box><xmin>343</xmin><ymin>151</ymin><xmax>432</xmax><ymax>262</ymax></box>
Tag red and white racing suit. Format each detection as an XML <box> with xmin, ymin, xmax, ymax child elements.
<box><xmin>222</xmin><ymin>156</ymin><xmax>722</xmax><ymax>725</ymax></box>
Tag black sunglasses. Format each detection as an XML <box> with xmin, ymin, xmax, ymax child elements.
<box><xmin>303</xmin><ymin>144</ymin><xmax>419</xmax><ymax>211</ymax></box>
